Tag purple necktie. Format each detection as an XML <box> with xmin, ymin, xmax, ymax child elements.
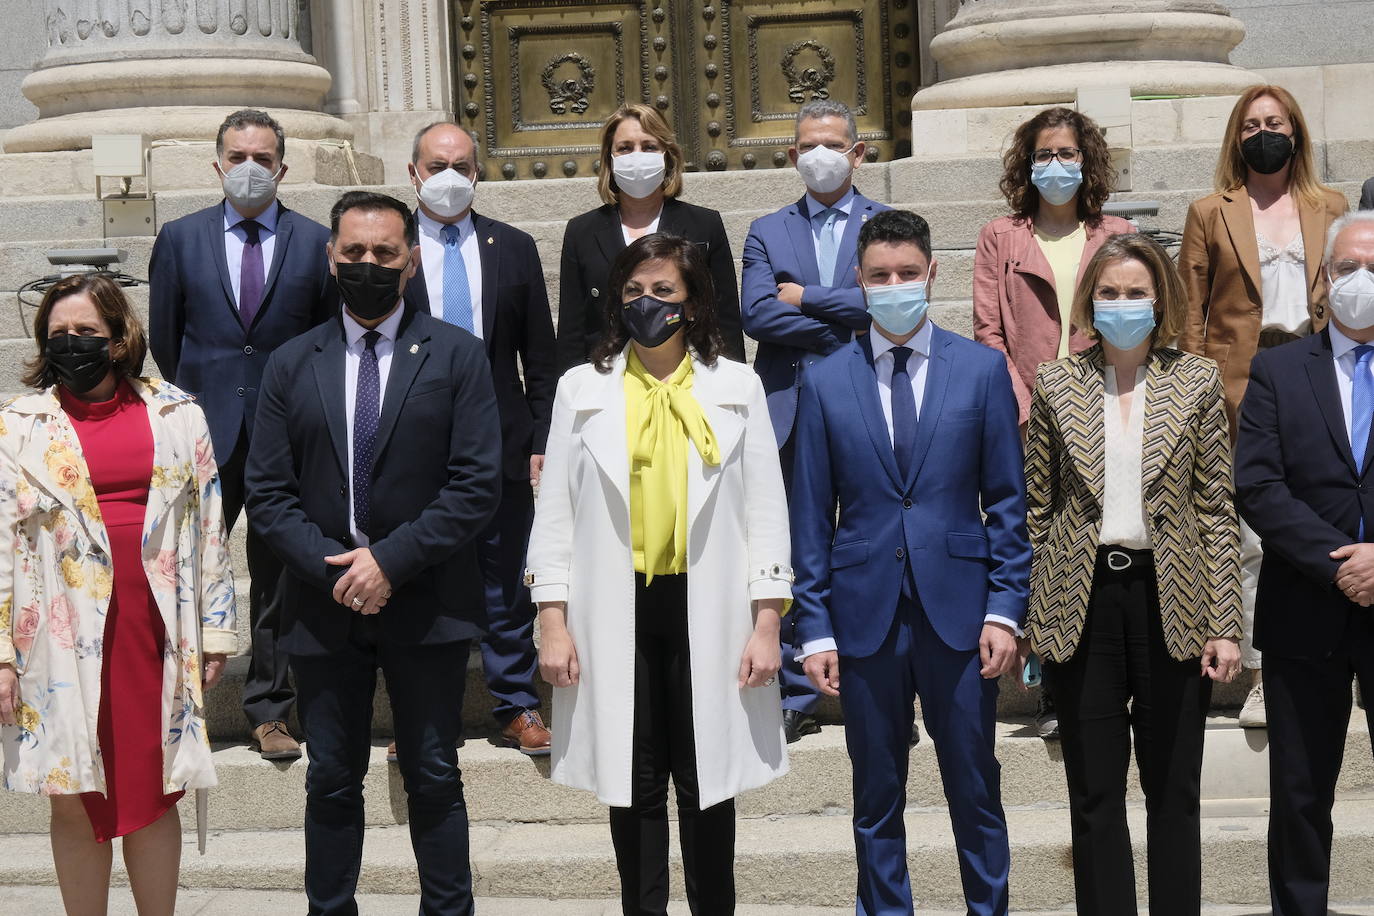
<box><xmin>353</xmin><ymin>331</ymin><xmax>381</xmax><ymax>537</ymax></box>
<box><xmin>239</xmin><ymin>219</ymin><xmax>265</xmax><ymax>327</ymax></box>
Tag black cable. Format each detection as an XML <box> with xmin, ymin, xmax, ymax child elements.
<box><xmin>15</xmin><ymin>269</ymin><xmax>146</xmax><ymax>338</ymax></box>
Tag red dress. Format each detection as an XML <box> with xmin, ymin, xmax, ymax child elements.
<box><xmin>61</xmin><ymin>381</ymin><xmax>185</xmax><ymax>841</ymax></box>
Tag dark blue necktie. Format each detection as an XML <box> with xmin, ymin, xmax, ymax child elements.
<box><xmin>353</xmin><ymin>331</ymin><xmax>381</xmax><ymax>536</ymax></box>
<box><xmin>890</xmin><ymin>346</ymin><xmax>917</xmax><ymax>478</ymax></box>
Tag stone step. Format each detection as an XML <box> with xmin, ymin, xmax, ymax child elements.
<box><xmin>5</xmin><ymin>797</ymin><xmax>1374</xmax><ymax>908</ymax></box>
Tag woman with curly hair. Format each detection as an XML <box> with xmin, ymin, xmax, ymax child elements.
<box><xmin>974</xmin><ymin>106</ymin><xmax>1135</xmax><ymax>427</ymax></box>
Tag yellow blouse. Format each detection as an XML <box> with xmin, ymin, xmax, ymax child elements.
<box><xmin>1034</xmin><ymin>222</ymin><xmax>1087</xmax><ymax>358</ymax></box>
<box><xmin>624</xmin><ymin>350</ymin><xmax>720</xmax><ymax>580</ymax></box>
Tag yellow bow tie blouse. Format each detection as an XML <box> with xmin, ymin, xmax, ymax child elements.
<box><xmin>624</xmin><ymin>350</ymin><xmax>721</xmax><ymax>581</ymax></box>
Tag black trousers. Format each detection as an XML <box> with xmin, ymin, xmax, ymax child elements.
<box><xmin>293</xmin><ymin>615</ymin><xmax>473</xmax><ymax>916</ymax></box>
<box><xmin>1045</xmin><ymin>547</ymin><xmax>1210</xmax><ymax>916</ymax></box>
<box><xmin>608</xmin><ymin>574</ymin><xmax>736</xmax><ymax>916</ymax></box>
<box><xmin>1266</xmin><ymin>608</ymin><xmax>1374</xmax><ymax>916</ymax></box>
<box><xmin>219</xmin><ymin>429</ymin><xmax>294</xmax><ymax>728</ymax></box>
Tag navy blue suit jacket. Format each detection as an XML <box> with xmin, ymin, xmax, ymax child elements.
<box><xmin>244</xmin><ymin>309</ymin><xmax>503</xmax><ymax>656</ymax></box>
<box><xmin>402</xmin><ymin>210</ymin><xmax>558</xmax><ymax>481</ymax></box>
<box><xmin>790</xmin><ymin>326</ymin><xmax>1030</xmax><ymax>658</ymax></box>
<box><xmin>1236</xmin><ymin>329</ymin><xmax>1368</xmax><ymax>659</ymax></box>
<box><xmin>741</xmin><ymin>190</ymin><xmax>889</xmax><ymax>447</ymax></box>
<box><xmin>148</xmin><ymin>201</ymin><xmax>336</xmax><ymax>463</ymax></box>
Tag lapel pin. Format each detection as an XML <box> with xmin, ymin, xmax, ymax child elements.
<box><xmin>409</xmin><ymin>343</ymin><xmax>419</xmax><ymax>354</ymax></box>
<box><xmin>862</xmin><ymin>214</ymin><xmax>869</xmax><ymax>221</ymax></box>
<box><xmin>486</xmin><ymin>236</ymin><xmax>494</xmax><ymax>245</ymax></box>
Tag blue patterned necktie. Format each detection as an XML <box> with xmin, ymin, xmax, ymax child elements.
<box><xmin>890</xmin><ymin>346</ymin><xmax>917</xmax><ymax>479</ymax></box>
<box><xmin>441</xmin><ymin>223</ymin><xmax>474</xmax><ymax>333</ymax></box>
<box><xmin>815</xmin><ymin>207</ymin><xmax>840</xmax><ymax>287</ymax></box>
<box><xmin>353</xmin><ymin>331</ymin><xmax>381</xmax><ymax>537</ymax></box>
<box><xmin>1352</xmin><ymin>345</ymin><xmax>1373</xmax><ymax>472</ymax></box>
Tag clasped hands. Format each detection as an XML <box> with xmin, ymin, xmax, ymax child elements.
<box><xmin>1332</xmin><ymin>543</ymin><xmax>1374</xmax><ymax>606</ymax></box>
<box><xmin>803</xmin><ymin>621</ymin><xmax>1020</xmax><ymax>697</ymax></box>
<box><xmin>326</xmin><ymin>547</ymin><xmax>393</xmax><ymax>615</ymax></box>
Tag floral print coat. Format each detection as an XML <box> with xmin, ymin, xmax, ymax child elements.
<box><xmin>0</xmin><ymin>377</ymin><xmax>236</xmax><ymax>796</ymax></box>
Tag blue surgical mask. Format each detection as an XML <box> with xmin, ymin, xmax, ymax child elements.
<box><xmin>1030</xmin><ymin>159</ymin><xmax>1083</xmax><ymax>207</ymax></box>
<box><xmin>865</xmin><ymin>278</ymin><xmax>929</xmax><ymax>337</ymax></box>
<box><xmin>1092</xmin><ymin>299</ymin><xmax>1157</xmax><ymax>350</ymax></box>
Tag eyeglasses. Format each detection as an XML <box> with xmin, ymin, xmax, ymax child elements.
<box><xmin>1031</xmin><ymin>148</ymin><xmax>1083</xmax><ymax>166</ymax></box>
<box><xmin>1331</xmin><ymin>260</ymin><xmax>1374</xmax><ymax>279</ymax></box>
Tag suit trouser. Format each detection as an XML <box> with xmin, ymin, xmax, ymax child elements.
<box><xmin>608</xmin><ymin>574</ymin><xmax>736</xmax><ymax>916</ymax></box>
<box><xmin>293</xmin><ymin>616</ymin><xmax>474</xmax><ymax>916</ymax></box>
<box><xmin>1044</xmin><ymin>548</ymin><xmax>1209</xmax><ymax>916</ymax></box>
<box><xmin>777</xmin><ymin>434</ymin><xmax>822</xmax><ymax>714</ymax></box>
<box><xmin>477</xmin><ymin>477</ymin><xmax>540</xmax><ymax>724</ymax></box>
<box><xmin>839</xmin><ymin>591</ymin><xmax>1009</xmax><ymax>916</ymax></box>
<box><xmin>218</xmin><ymin>430</ymin><xmax>294</xmax><ymax>728</ymax></box>
<box><xmin>1266</xmin><ymin>608</ymin><xmax>1374</xmax><ymax>916</ymax></box>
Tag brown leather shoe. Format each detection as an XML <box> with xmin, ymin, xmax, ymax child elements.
<box><xmin>251</xmin><ymin>721</ymin><xmax>302</xmax><ymax>760</ymax></box>
<box><xmin>386</xmin><ymin>741</ymin><xmax>398</xmax><ymax>763</ymax></box>
<box><xmin>500</xmin><ymin>709</ymin><xmax>551</xmax><ymax>755</ymax></box>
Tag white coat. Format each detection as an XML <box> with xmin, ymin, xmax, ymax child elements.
<box><xmin>525</xmin><ymin>351</ymin><xmax>792</xmax><ymax>808</ymax></box>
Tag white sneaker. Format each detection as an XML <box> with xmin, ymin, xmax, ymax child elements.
<box><xmin>1239</xmin><ymin>683</ymin><xmax>1267</xmax><ymax>728</ymax></box>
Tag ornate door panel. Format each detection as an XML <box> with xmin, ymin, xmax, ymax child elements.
<box><xmin>453</xmin><ymin>1</ymin><xmax>916</xmax><ymax>180</ymax></box>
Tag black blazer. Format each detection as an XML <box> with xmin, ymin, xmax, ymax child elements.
<box><xmin>148</xmin><ymin>201</ymin><xmax>336</xmax><ymax>464</ymax></box>
<box><xmin>1235</xmin><ymin>329</ymin><xmax>1370</xmax><ymax>659</ymax></box>
<box><xmin>556</xmin><ymin>197</ymin><xmax>745</xmax><ymax>372</ymax></box>
<box><xmin>403</xmin><ymin>210</ymin><xmax>558</xmax><ymax>481</ymax></box>
<box><xmin>1360</xmin><ymin>177</ymin><xmax>1374</xmax><ymax>211</ymax></box>
<box><xmin>245</xmin><ymin>309</ymin><xmax>503</xmax><ymax>656</ymax></box>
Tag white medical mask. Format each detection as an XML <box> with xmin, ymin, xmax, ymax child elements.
<box><xmin>796</xmin><ymin>144</ymin><xmax>856</xmax><ymax>195</ymax></box>
<box><xmin>865</xmin><ymin>278</ymin><xmax>930</xmax><ymax>337</ymax></box>
<box><xmin>1092</xmin><ymin>299</ymin><xmax>1157</xmax><ymax>350</ymax></box>
<box><xmin>219</xmin><ymin>160</ymin><xmax>282</xmax><ymax>212</ymax></box>
<box><xmin>416</xmin><ymin>168</ymin><xmax>475</xmax><ymax>220</ymax></box>
<box><xmin>1329</xmin><ymin>268</ymin><xmax>1374</xmax><ymax>330</ymax></box>
<box><xmin>612</xmin><ymin>151</ymin><xmax>667</xmax><ymax>200</ymax></box>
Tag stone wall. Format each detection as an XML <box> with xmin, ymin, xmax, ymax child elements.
<box><xmin>0</xmin><ymin>1</ymin><xmax>44</xmax><ymax>136</ymax></box>
<box><xmin>1228</xmin><ymin>0</ymin><xmax>1374</xmax><ymax>69</ymax></box>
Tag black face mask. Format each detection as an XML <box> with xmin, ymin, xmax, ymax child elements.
<box><xmin>335</xmin><ymin>260</ymin><xmax>406</xmax><ymax>322</ymax></box>
<box><xmin>46</xmin><ymin>334</ymin><xmax>112</xmax><ymax>394</ymax></box>
<box><xmin>1241</xmin><ymin>130</ymin><xmax>1294</xmax><ymax>175</ymax></box>
<box><xmin>620</xmin><ymin>295</ymin><xmax>685</xmax><ymax>348</ymax></box>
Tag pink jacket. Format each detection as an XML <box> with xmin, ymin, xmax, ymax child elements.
<box><xmin>973</xmin><ymin>214</ymin><xmax>1136</xmax><ymax>423</ymax></box>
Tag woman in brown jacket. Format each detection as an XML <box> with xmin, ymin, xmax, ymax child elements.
<box><xmin>1177</xmin><ymin>84</ymin><xmax>1348</xmax><ymax>727</ymax></box>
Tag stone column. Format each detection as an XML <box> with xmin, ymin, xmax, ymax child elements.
<box><xmin>5</xmin><ymin>0</ymin><xmax>353</xmax><ymax>153</ymax></box>
<box><xmin>914</xmin><ymin>0</ymin><xmax>1258</xmax><ymax>111</ymax></box>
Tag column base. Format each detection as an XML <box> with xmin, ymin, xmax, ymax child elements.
<box><xmin>4</xmin><ymin>106</ymin><xmax>356</xmax><ymax>155</ymax></box>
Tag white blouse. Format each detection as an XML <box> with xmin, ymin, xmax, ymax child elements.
<box><xmin>1257</xmin><ymin>231</ymin><xmax>1310</xmax><ymax>334</ymax></box>
<box><xmin>621</xmin><ymin>210</ymin><xmax>662</xmax><ymax>245</ymax></box>
<box><xmin>1099</xmin><ymin>366</ymin><xmax>1151</xmax><ymax>549</ymax></box>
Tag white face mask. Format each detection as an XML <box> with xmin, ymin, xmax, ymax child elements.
<box><xmin>796</xmin><ymin>143</ymin><xmax>856</xmax><ymax>195</ymax></box>
<box><xmin>220</xmin><ymin>160</ymin><xmax>282</xmax><ymax>212</ymax></box>
<box><xmin>1329</xmin><ymin>268</ymin><xmax>1374</xmax><ymax>330</ymax></box>
<box><xmin>612</xmin><ymin>151</ymin><xmax>666</xmax><ymax>200</ymax></box>
<box><xmin>415</xmin><ymin>168</ymin><xmax>475</xmax><ymax>220</ymax></box>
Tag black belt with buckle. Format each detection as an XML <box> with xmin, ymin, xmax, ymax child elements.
<box><xmin>1099</xmin><ymin>545</ymin><xmax>1153</xmax><ymax>571</ymax></box>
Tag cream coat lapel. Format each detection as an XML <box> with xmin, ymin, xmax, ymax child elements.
<box><xmin>687</xmin><ymin>359</ymin><xmax>747</xmax><ymax>528</ymax></box>
<box><xmin>570</xmin><ymin>352</ymin><xmax>631</xmax><ymax>512</ymax></box>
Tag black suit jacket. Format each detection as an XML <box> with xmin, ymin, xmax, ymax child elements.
<box><xmin>403</xmin><ymin>210</ymin><xmax>557</xmax><ymax>481</ymax></box>
<box><xmin>148</xmin><ymin>201</ymin><xmax>336</xmax><ymax>463</ymax></box>
<box><xmin>1235</xmin><ymin>329</ymin><xmax>1370</xmax><ymax>659</ymax></box>
<box><xmin>556</xmin><ymin>197</ymin><xmax>745</xmax><ymax>372</ymax></box>
<box><xmin>245</xmin><ymin>309</ymin><xmax>502</xmax><ymax>656</ymax></box>
<box><xmin>1360</xmin><ymin>177</ymin><xmax>1374</xmax><ymax>211</ymax></box>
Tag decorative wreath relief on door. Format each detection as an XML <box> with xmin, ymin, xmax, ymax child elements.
<box><xmin>782</xmin><ymin>40</ymin><xmax>836</xmax><ymax>104</ymax></box>
<box><xmin>542</xmin><ymin>52</ymin><xmax>596</xmax><ymax>115</ymax></box>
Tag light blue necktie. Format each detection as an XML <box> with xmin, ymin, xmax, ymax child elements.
<box><xmin>1352</xmin><ymin>345</ymin><xmax>1372</xmax><ymax>540</ymax></box>
<box><xmin>441</xmin><ymin>223</ymin><xmax>474</xmax><ymax>333</ymax></box>
<box><xmin>815</xmin><ymin>207</ymin><xmax>840</xmax><ymax>287</ymax></box>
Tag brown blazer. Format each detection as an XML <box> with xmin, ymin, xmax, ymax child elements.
<box><xmin>973</xmin><ymin>213</ymin><xmax>1136</xmax><ymax>424</ymax></box>
<box><xmin>1177</xmin><ymin>186</ymin><xmax>1349</xmax><ymax>440</ymax></box>
<box><xmin>1024</xmin><ymin>347</ymin><xmax>1243</xmax><ymax>663</ymax></box>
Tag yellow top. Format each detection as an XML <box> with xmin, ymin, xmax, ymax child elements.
<box><xmin>624</xmin><ymin>350</ymin><xmax>720</xmax><ymax>580</ymax></box>
<box><xmin>1034</xmin><ymin>222</ymin><xmax>1087</xmax><ymax>358</ymax></box>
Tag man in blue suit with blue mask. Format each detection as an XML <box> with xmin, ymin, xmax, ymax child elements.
<box><xmin>741</xmin><ymin>99</ymin><xmax>890</xmax><ymax>741</ymax></box>
<box><xmin>790</xmin><ymin>209</ymin><xmax>1030</xmax><ymax>915</ymax></box>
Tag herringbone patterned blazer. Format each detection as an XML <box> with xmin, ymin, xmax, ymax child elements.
<box><xmin>1024</xmin><ymin>346</ymin><xmax>1243</xmax><ymax>662</ymax></box>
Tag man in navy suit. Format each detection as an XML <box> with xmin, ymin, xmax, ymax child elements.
<box><xmin>400</xmin><ymin>122</ymin><xmax>558</xmax><ymax>755</ymax></box>
<box><xmin>149</xmin><ymin>108</ymin><xmax>335</xmax><ymax>759</ymax></box>
<box><xmin>1236</xmin><ymin>212</ymin><xmax>1374</xmax><ymax>916</ymax></box>
<box><xmin>741</xmin><ymin>99</ymin><xmax>891</xmax><ymax>742</ymax></box>
<box><xmin>246</xmin><ymin>191</ymin><xmax>501</xmax><ymax>916</ymax></box>
<box><xmin>790</xmin><ymin>210</ymin><xmax>1029</xmax><ymax>916</ymax></box>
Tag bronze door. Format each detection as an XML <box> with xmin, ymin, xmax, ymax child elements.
<box><xmin>454</xmin><ymin>0</ymin><xmax>918</xmax><ymax>180</ymax></box>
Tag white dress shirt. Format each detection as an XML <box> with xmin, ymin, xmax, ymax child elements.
<box><xmin>224</xmin><ymin>200</ymin><xmax>280</xmax><ymax>306</ymax></box>
<box><xmin>805</xmin><ymin>186</ymin><xmax>855</xmax><ymax>268</ymax></box>
<box><xmin>1099</xmin><ymin>366</ymin><xmax>1151</xmax><ymax>549</ymax></box>
<box><xmin>621</xmin><ymin>209</ymin><xmax>662</xmax><ymax>245</ymax></box>
<box><xmin>797</xmin><ymin>320</ymin><xmax>1019</xmax><ymax>661</ymax></box>
<box><xmin>343</xmin><ymin>306</ymin><xmax>404</xmax><ymax>546</ymax></box>
<box><xmin>1257</xmin><ymin>231</ymin><xmax>1310</xmax><ymax>335</ymax></box>
<box><xmin>416</xmin><ymin>208</ymin><xmax>484</xmax><ymax>339</ymax></box>
<box><xmin>1329</xmin><ymin>322</ymin><xmax>1374</xmax><ymax>444</ymax></box>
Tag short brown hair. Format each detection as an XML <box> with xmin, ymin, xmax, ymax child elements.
<box><xmin>22</xmin><ymin>274</ymin><xmax>147</xmax><ymax>390</ymax></box>
<box><xmin>1000</xmin><ymin>107</ymin><xmax>1115</xmax><ymax>224</ymax></box>
<box><xmin>596</xmin><ymin>104</ymin><xmax>685</xmax><ymax>206</ymax></box>
<box><xmin>1214</xmin><ymin>85</ymin><xmax>1332</xmax><ymax>211</ymax></box>
<box><xmin>1071</xmin><ymin>234</ymin><xmax>1188</xmax><ymax>347</ymax></box>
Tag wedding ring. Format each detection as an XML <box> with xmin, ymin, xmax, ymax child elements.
<box><xmin>764</xmin><ymin>676</ymin><xmax>776</xmax><ymax>687</ymax></box>
<box><xmin>352</xmin><ymin>597</ymin><xmax>365</xmax><ymax>609</ymax></box>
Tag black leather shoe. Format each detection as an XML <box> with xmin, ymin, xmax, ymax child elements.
<box><xmin>910</xmin><ymin>723</ymin><xmax>921</xmax><ymax>748</ymax></box>
<box><xmin>783</xmin><ymin>709</ymin><xmax>821</xmax><ymax>744</ymax></box>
